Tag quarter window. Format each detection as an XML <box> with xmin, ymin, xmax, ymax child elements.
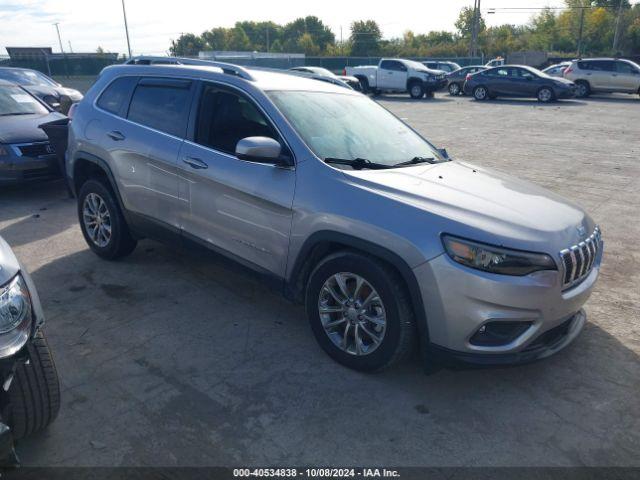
<box><xmin>616</xmin><ymin>61</ymin><xmax>637</xmax><ymax>74</ymax></box>
<box><xmin>96</xmin><ymin>76</ymin><xmax>138</xmax><ymax>116</ymax></box>
<box><xmin>127</xmin><ymin>78</ymin><xmax>192</xmax><ymax>137</ymax></box>
<box><xmin>195</xmin><ymin>84</ymin><xmax>278</xmax><ymax>155</ymax></box>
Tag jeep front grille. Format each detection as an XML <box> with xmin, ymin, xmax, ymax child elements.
<box><xmin>560</xmin><ymin>226</ymin><xmax>601</xmax><ymax>288</ymax></box>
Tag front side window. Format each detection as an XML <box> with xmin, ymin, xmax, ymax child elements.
<box><xmin>195</xmin><ymin>85</ymin><xmax>277</xmax><ymax>155</ymax></box>
<box><xmin>381</xmin><ymin>61</ymin><xmax>406</xmax><ymax>72</ymax></box>
<box><xmin>268</xmin><ymin>91</ymin><xmax>443</xmax><ymax>166</ymax></box>
<box><xmin>97</xmin><ymin>76</ymin><xmax>138</xmax><ymax>116</ymax></box>
<box><xmin>0</xmin><ymin>86</ymin><xmax>48</xmax><ymax>115</ymax></box>
<box><xmin>127</xmin><ymin>78</ymin><xmax>192</xmax><ymax>137</ymax></box>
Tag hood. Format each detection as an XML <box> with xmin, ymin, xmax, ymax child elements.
<box><xmin>0</xmin><ymin>236</ymin><xmax>20</xmax><ymax>287</ymax></box>
<box><xmin>342</xmin><ymin>161</ymin><xmax>594</xmax><ymax>253</ymax></box>
<box><xmin>552</xmin><ymin>77</ymin><xmax>574</xmax><ymax>86</ymax></box>
<box><xmin>0</xmin><ymin>111</ymin><xmax>66</xmax><ymax>144</ymax></box>
<box><xmin>23</xmin><ymin>85</ymin><xmax>83</xmax><ymax>101</ymax></box>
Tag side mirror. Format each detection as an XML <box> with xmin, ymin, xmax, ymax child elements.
<box><xmin>437</xmin><ymin>148</ymin><xmax>450</xmax><ymax>160</ymax></box>
<box><xmin>235</xmin><ymin>137</ymin><xmax>291</xmax><ymax>167</ymax></box>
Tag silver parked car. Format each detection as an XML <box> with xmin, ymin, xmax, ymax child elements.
<box><xmin>563</xmin><ymin>57</ymin><xmax>640</xmax><ymax>97</ymax></box>
<box><xmin>66</xmin><ymin>63</ymin><xmax>602</xmax><ymax>371</ymax></box>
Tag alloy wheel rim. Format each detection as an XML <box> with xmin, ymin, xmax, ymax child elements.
<box><xmin>411</xmin><ymin>85</ymin><xmax>422</xmax><ymax>97</ymax></box>
<box><xmin>475</xmin><ymin>87</ymin><xmax>486</xmax><ymax>99</ymax></box>
<box><xmin>450</xmin><ymin>83</ymin><xmax>459</xmax><ymax>95</ymax></box>
<box><xmin>540</xmin><ymin>89</ymin><xmax>552</xmax><ymax>101</ymax></box>
<box><xmin>318</xmin><ymin>272</ymin><xmax>387</xmax><ymax>356</ymax></box>
<box><xmin>83</xmin><ymin>193</ymin><xmax>112</xmax><ymax>248</ymax></box>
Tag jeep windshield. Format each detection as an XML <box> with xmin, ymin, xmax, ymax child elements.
<box><xmin>267</xmin><ymin>91</ymin><xmax>445</xmax><ymax>168</ymax></box>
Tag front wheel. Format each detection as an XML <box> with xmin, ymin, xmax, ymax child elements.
<box><xmin>7</xmin><ymin>330</ymin><xmax>60</xmax><ymax>440</ymax></box>
<box><xmin>409</xmin><ymin>82</ymin><xmax>425</xmax><ymax>99</ymax></box>
<box><xmin>305</xmin><ymin>251</ymin><xmax>416</xmax><ymax>372</ymax></box>
<box><xmin>473</xmin><ymin>85</ymin><xmax>489</xmax><ymax>101</ymax></box>
<box><xmin>537</xmin><ymin>87</ymin><xmax>555</xmax><ymax>103</ymax></box>
<box><xmin>448</xmin><ymin>82</ymin><xmax>461</xmax><ymax>96</ymax></box>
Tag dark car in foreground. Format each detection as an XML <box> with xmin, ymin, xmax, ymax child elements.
<box><xmin>0</xmin><ymin>80</ymin><xmax>66</xmax><ymax>185</ymax></box>
<box><xmin>0</xmin><ymin>67</ymin><xmax>82</xmax><ymax>114</ymax></box>
<box><xmin>446</xmin><ymin>65</ymin><xmax>487</xmax><ymax>95</ymax></box>
<box><xmin>464</xmin><ymin>65</ymin><xmax>576</xmax><ymax>102</ymax></box>
<box><xmin>0</xmin><ymin>235</ymin><xmax>60</xmax><ymax>465</ymax></box>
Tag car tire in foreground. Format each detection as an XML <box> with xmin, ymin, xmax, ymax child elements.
<box><xmin>305</xmin><ymin>251</ymin><xmax>416</xmax><ymax>372</ymax></box>
<box><xmin>575</xmin><ymin>80</ymin><xmax>591</xmax><ymax>98</ymax></box>
<box><xmin>448</xmin><ymin>82</ymin><xmax>461</xmax><ymax>96</ymax></box>
<box><xmin>473</xmin><ymin>85</ymin><xmax>489</xmax><ymax>101</ymax></box>
<box><xmin>8</xmin><ymin>330</ymin><xmax>60</xmax><ymax>440</ymax></box>
<box><xmin>77</xmin><ymin>179</ymin><xmax>137</xmax><ymax>260</ymax></box>
<box><xmin>409</xmin><ymin>82</ymin><xmax>425</xmax><ymax>99</ymax></box>
<box><xmin>537</xmin><ymin>87</ymin><xmax>555</xmax><ymax>103</ymax></box>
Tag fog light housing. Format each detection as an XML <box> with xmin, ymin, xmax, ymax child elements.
<box><xmin>470</xmin><ymin>321</ymin><xmax>532</xmax><ymax>347</ymax></box>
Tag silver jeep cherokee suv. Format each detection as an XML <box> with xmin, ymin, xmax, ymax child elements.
<box><xmin>67</xmin><ymin>63</ymin><xmax>602</xmax><ymax>371</ymax></box>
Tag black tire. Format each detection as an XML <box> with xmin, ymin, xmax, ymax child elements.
<box><xmin>8</xmin><ymin>330</ymin><xmax>60</xmax><ymax>440</ymax></box>
<box><xmin>537</xmin><ymin>86</ymin><xmax>555</xmax><ymax>103</ymax></box>
<box><xmin>408</xmin><ymin>82</ymin><xmax>425</xmax><ymax>99</ymax></box>
<box><xmin>473</xmin><ymin>85</ymin><xmax>489</xmax><ymax>101</ymax></box>
<box><xmin>77</xmin><ymin>179</ymin><xmax>137</xmax><ymax>260</ymax></box>
<box><xmin>575</xmin><ymin>80</ymin><xmax>591</xmax><ymax>98</ymax></box>
<box><xmin>305</xmin><ymin>251</ymin><xmax>416</xmax><ymax>372</ymax></box>
<box><xmin>448</xmin><ymin>82</ymin><xmax>461</xmax><ymax>96</ymax></box>
<box><xmin>358</xmin><ymin>77</ymin><xmax>369</xmax><ymax>94</ymax></box>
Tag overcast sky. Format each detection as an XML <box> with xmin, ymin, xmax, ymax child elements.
<box><xmin>1</xmin><ymin>0</ymin><xmax>567</xmax><ymax>56</ymax></box>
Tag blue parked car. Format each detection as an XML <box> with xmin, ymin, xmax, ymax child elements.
<box><xmin>463</xmin><ymin>65</ymin><xmax>576</xmax><ymax>102</ymax></box>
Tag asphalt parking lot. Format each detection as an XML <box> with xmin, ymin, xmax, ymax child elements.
<box><xmin>1</xmin><ymin>91</ymin><xmax>639</xmax><ymax>467</ymax></box>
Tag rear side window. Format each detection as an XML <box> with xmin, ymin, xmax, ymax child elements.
<box><xmin>579</xmin><ymin>60</ymin><xmax>615</xmax><ymax>71</ymax></box>
<box><xmin>381</xmin><ymin>61</ymin><xmax>406</xmax><ymax>72</ymax></box>
<box><xmin>127</xmin><ymin>78</ymin><xmax>192</xmax><ymax>138</ymax></box>
<box><xmin>97</xmin><ymin>76</ymin><xmax>138</xmax><ymax>116</ymax></box>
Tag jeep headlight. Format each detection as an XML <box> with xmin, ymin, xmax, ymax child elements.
<box><xmin>442</xmin><ymin>235</ymin><xmax>557</xmax><ymax>276</ymax></box>
<box><xmin>424</xmin><ymin>74</ymin><xmax>435</xmax><ymax>82</ymax></box>
<box><xmin>0</xmin><ymin>275</ymin><xmax>32</xmax><ymax>334</ymax></box>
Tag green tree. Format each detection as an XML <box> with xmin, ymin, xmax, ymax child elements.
<box><xmin>350</xmin><ymin>20</ymin><xmax>382</xmax><ymax>56</ymax></box>
<box><xmin>202</xmin><ymin>28</ymin><xmax>229</xmax><ymax>51</ymax></box>
<box><xmin>455</xmin><ymin>6</ymin><xmax>485</xmax><ymax>38</ymax></box>
<box><xmin>282</xmin><ymin>16</ymin><xmax>335</xmax><ymax>53</ymax></box>
<box><xmin>227</xmin><ymin>26</ymin><xmax>251</xmax><ymax>51</ymax></box>
<box><xmin>169</xmin><ymin>33</ymin><xmax>205</xmax><ymax>56</ymax></box>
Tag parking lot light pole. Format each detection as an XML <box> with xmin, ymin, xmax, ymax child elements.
<box><xmin>121</xmin><ymin>0</ymin><xmax>132</xmax><ymax>59</ymax></box>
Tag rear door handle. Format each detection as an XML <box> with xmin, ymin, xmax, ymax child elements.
<box><xmin>183</xmin><ymin>156</ymin><xmax>208</xmax><ymax>169</ymax></box>
<box><xmin>107</xmin><ymin>131</ymin><xmax>125</xmax><ymax>141</ymax></box>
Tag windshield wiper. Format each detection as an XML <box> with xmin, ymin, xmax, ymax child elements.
<box><xmin>393</xmin><ymin>156</ymin><xmax>436</xmax><ymax>167</ymax></box>
<box><xmin>324</xmin><ymin>157</ymin><xmax>392</xmax><ymax>170</ymax></box>
<box><xmin>0</xmin><ymin>112</ymin><xmax>33</xmax><ymax>116</ymax></box>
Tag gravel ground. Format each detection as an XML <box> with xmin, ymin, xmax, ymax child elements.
<box><xmin>1</xmin><ymin>91</ymin><xmax>638</xmax><ymax>467</ymax></box>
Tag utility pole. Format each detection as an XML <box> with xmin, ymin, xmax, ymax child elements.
<box><xmin>576</xmin><ymin>7</ymin><xmax>585</xmax><ymax>56</ymax></box>
<box><xmin>612</xmin><ymin>0</ymin><xmax>624</xmax><ymax>54</ymax></box>
<box><xmin>53</xmin><ymin>22</ymin><xmax>64</xmax><ymax>54</ymax></box>
<box><xmin>121</xmin><ymin>0</ymin><xmax>132</xmax><ymax>58</ymax></box>
<box><xmin>340</xmin><ymin>25</ymin><xmax>343</xmax><ymax>55</ymax></box>
<box><xmin>266</xmin><ymin>27</ymin><xmax>270</xmax><ymax>52</ymax></box>
<box><xmin>470</xmin><ymin>0</ymin><xmax>481</xmax><ymax>58</ymax></box>
<box><xmin>68</xmin><ymin>41</ymin><xmax>73</xmax><ymax>53</ymax></box>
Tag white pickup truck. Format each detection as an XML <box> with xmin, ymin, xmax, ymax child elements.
<box><xmin>346</xmin><ymin>58</ymin><xmax>447</xmax><ymax>98</ymax></box>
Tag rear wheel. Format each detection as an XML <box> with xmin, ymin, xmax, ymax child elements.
<box><xmin>77</xmin><ymin>179</ymin><xmax>137</xmax><ymax>260</ymax></box>
<box><xmin>473</xmin><ymin>85</ymin><xmax>489</xmax><ymax>101</ymax></box>
<box><xmin>448</xmin><ymin>82</ymin><xmax>461</xmax><ymax>96</ymax></box>
<box><xmin>358</xmin><ymin>77</ymin><xmax>369</xmax><ymax>94</ymax></box>
<box><xmin>575</xmin><ymin>80</ymin><xmax>591</xmax><ymax>98</ymax></box>
<box><xmin>305</xmin><ymin>251</ymin><xmax>416</xmax><ymax>372</ymax></box>
<box><xmin>537</xmin><ymin>86</ymin><xmax>555</xmax><ymax>103</ymax></box>
<box><xmin>7</xmin><ymin>330</ymin><xmax>60</xmax><ymax>440</ymax></box>
<box><xmin>409</xmin><ymin>82</ymin><xmax>425</xmax><ymax>99</ymax></box>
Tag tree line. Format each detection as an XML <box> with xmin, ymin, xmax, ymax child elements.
<box><xmin>169</xmin><ymin>1</ymin><xmax>640</xmax><ymax>58</ymax></box>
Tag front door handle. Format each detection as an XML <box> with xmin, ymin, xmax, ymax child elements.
<box><xmin>107</xmin><ymin>130</ymin><xmax>125</xmax><ymax>141</ymax></box>
<box><xmin>183</xmin><ymin>156</ymin><xmax>208</xmax><ymax>169</ymax></box>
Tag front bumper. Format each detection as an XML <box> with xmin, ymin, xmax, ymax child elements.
<box><xmin>413</xmin><ymin>244</ymin><xmax>601</xmax><ymax>363</ymax></box>
<box><xmin>425</xmin><ymin>78</ymin><xmax>448</xmax><ymax>92</ymax></box>
<box><xmin>0</xmin><ymin>154</ymin><xmax>60</xmax><ymax>185</ymax></box>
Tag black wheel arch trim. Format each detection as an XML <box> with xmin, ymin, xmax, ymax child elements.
<box><xmin>286</xmin><ymin>230</ymin><xmax>431</xmax><ymax>359</ymax></box>
<box><xmin>71</xmin><ymin>151</ymin><xmax>133</xmax><ymax>229</ymax></box>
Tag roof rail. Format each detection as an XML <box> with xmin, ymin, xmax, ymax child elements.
<box><xmin>125</xmin><ymin>55</ymin><xmax>255</xmax><ymax>81</ymax></box>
